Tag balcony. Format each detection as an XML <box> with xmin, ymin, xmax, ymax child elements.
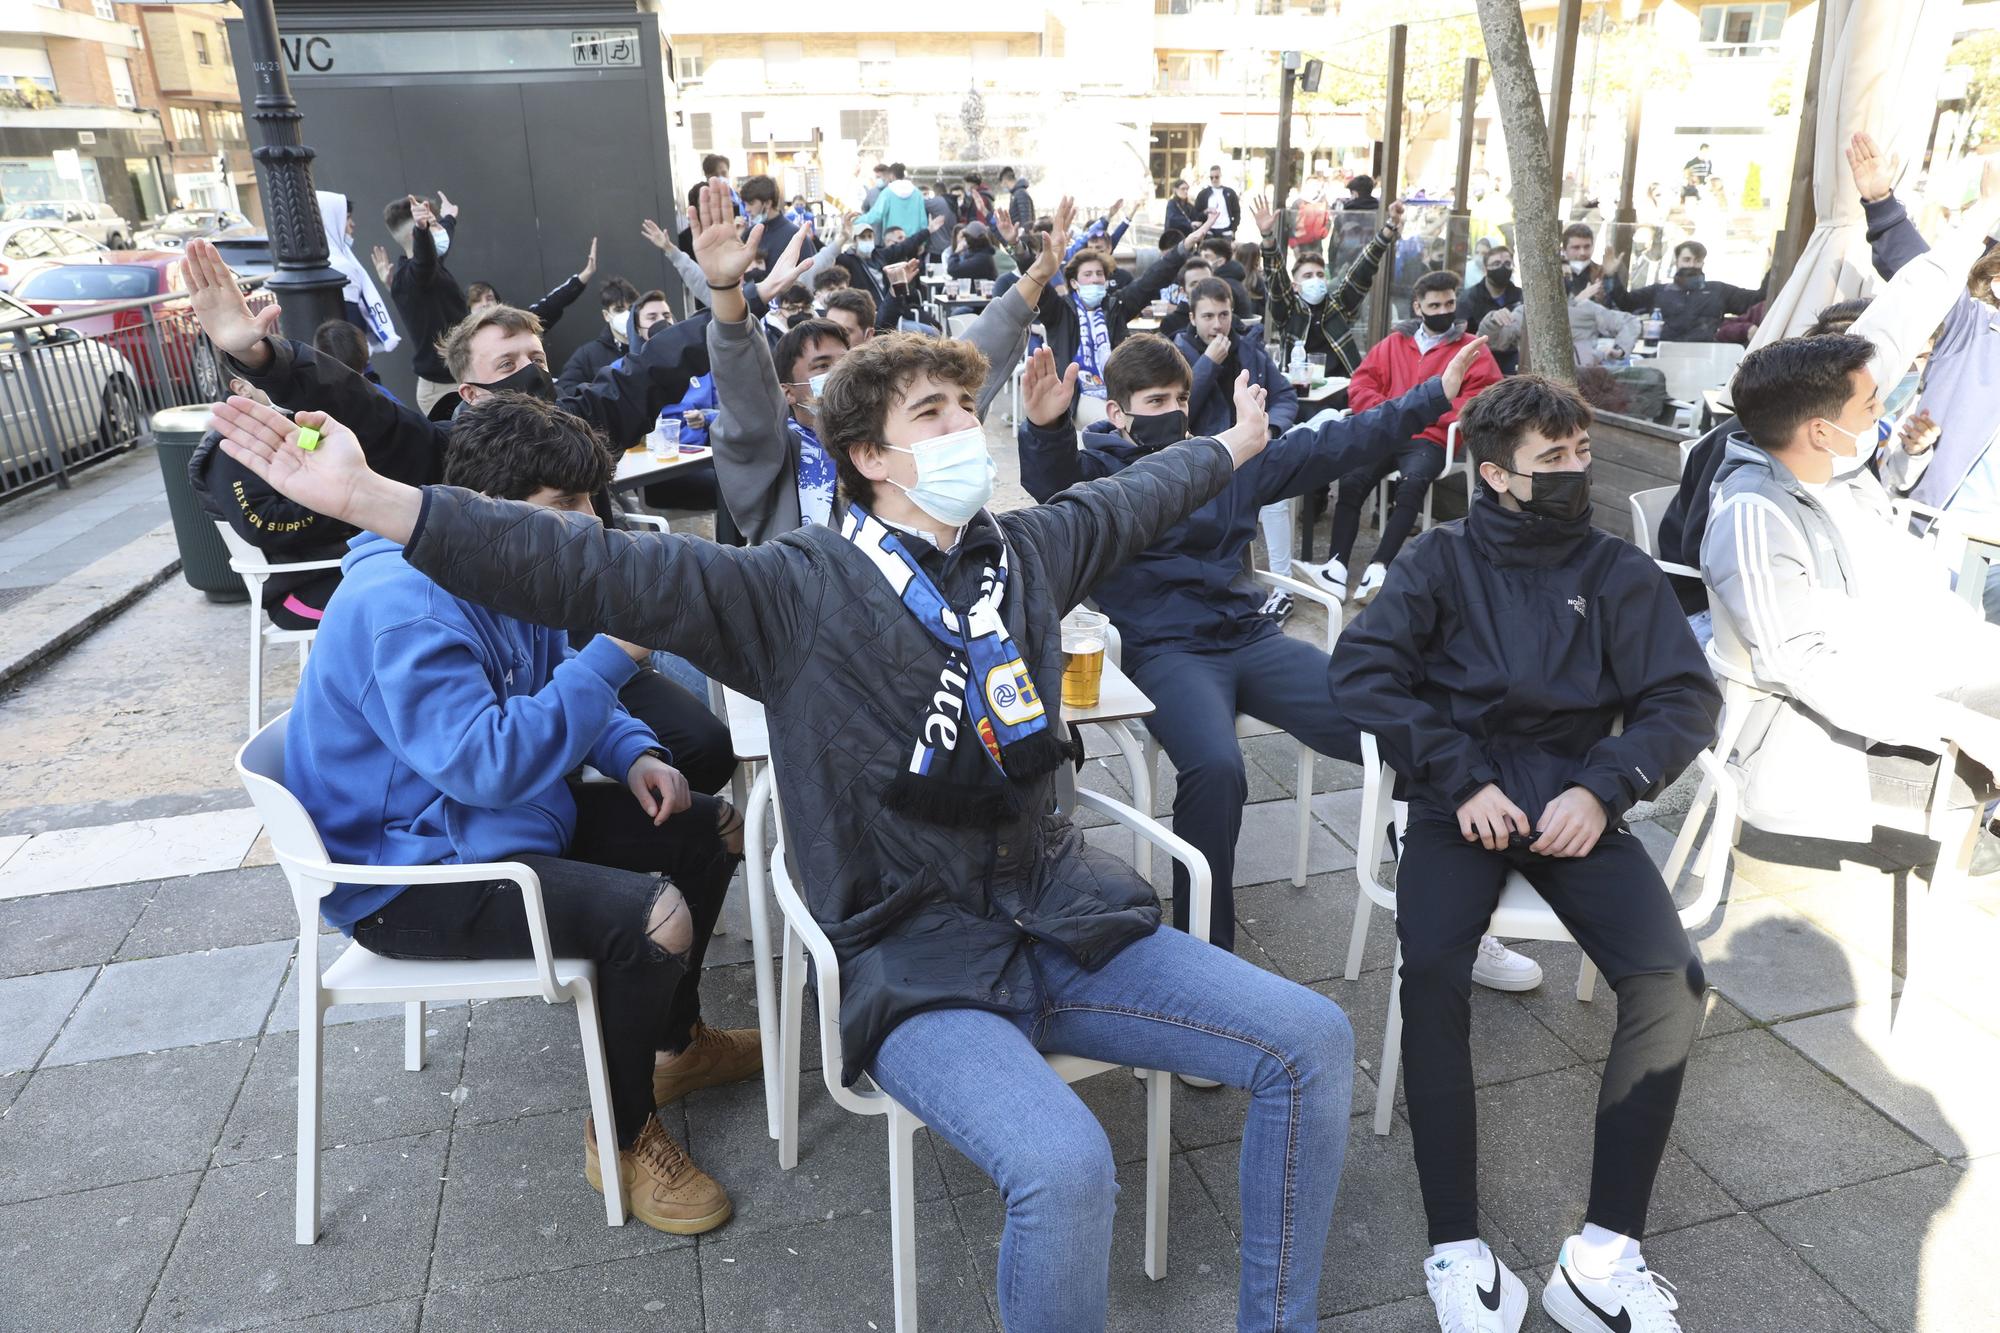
<box><xmin>0</xmin><ymin>0</ymin><xmax>139</xmax><ymax>49</ymax></box>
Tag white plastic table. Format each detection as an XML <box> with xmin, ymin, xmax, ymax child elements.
<box><xmin>612</xmin><ymin>444</ymin><xmax>712</xmax><ymax>493</ymax></box>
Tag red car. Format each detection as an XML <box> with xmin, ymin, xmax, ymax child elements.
<box><xmin>13</xmin><ymin>251</ymin><xmax>273</xmax><ymax>406</ymax></box>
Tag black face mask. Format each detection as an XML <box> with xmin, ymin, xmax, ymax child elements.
<box><xmin>1421</xmin><ymin>310</ymin><xmax>1456</xmax><ymax>334</ymax></box>
<box><xmin>1510</xmin><ymin>466</ymin><xmax>1593</xmax><ymax>521</ymax></box>
<box><xmin>1125</xmin><ymin>409</ymin><xmax>1188</xmax><ymax>453</ymax></box>
<box><xmin>1675</xmin><ymin>269</ymin><xmax>1706</xmax><ymax>289</ymax></box>
<box><xmin>1486</xmin><ymin>265</ymin><xmax>1513</xmax><ymax>285</ymax></box>
<box><xmin>465</xmin><ymin>361</ymin><xmax>557</xmax><ymax>403</ymax></box>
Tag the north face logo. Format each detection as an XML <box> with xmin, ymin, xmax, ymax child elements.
<box><xmin>1568</xmin><ymin>595</ymin><xmax>1587</xmax><ymax>617</ymax></box>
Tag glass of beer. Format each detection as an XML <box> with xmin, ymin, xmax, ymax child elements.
<box><xmin>1061</xmin><ymin>610</ymin><xmax>1108</xmax><ymax>710</ymax></box>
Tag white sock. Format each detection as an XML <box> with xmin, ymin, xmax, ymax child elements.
<box><xmin>1431</xmin><ymin>1237</ymin><xmax>1486</xmax><ymax>1263</ymax></box>
<box><xmin>1572</xmin><ymin>1224</ymin><xmax>1640</xmax><ymax>1278</ymax></box>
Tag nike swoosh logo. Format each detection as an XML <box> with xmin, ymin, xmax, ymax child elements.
<box><xmin>1561</xmin><ymin>1265</ymin><xmax>1632</xmax><ymax>1333</ymax></box>
<box><xmin>1477</xmin><ymin>1254</ymin><xmax>1501</xmax><ymax>1311</ymax></box>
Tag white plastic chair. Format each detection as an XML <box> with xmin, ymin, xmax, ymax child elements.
<box><xmin>214</xmin><ymin>521</ymin><xmax>340</xmax><ymax>737</ymax></box>
<box><xmin>1677</xmin><ymin>437</ymin><xmax>1699</xmax><ymax>477</ymax></box>
<box><xmin>766</xmin><ymin>771</ymin><xmax>1211</xmax><ymax>1332</ymax></box>
<box><xmin>1654</xmin><ymin>343</ymin><xmax>1744</xmax><ymax>434</ymax></box>
<box><xmin>946</xmin><ymin>312</ymin><xmax>978</xmax><ymax>338</ymax></box>
<box><xmin>1348</xmin><ymin>732</ymin><xmax>1736</xmax><ymax>1134</ymax></box>
<box><xmin>1627</xmin><ymin>485</ymin><xmax>1700</xmax><ymax>579</ymax></box>
<box><xmin>234</xmin><ymin>713</ymin><xmax>627</xmax><ymax>1243</ymax></box>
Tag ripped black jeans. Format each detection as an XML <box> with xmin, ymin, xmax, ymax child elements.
<box><xmin>352</xmin><ymin>786</ymin><xmax>739</xmax><ymax>1146</ymax></box>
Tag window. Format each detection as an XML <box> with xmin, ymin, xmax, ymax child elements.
<box><xmin>193</xmin><ymin>31</ymin><xmax>210</xmax><ymax>66</ymax></box>
<box><xmin>763</xmin><ymin>40</ymin><xmax>802</xmax><ymax>87</ymax></box>
<box><xmin>93</xmin><ymin>0</ymin><xmax>117</xmax><ymax>20</ymax></box>
<box><xmin>1156</xmin><ymin>52</ymin><xmax>1218</xmax><ymax>95</ymax></box>
<box><xmin>839</xmin><ymin>108</ymin><xmax>889</xmax><ymax>155</ymax></box>
<box><xmin>857</xmin><ymin>39</ymin><xmax>893</xmax><ymax>87</ymax></box>
<box><xmin>0</xmin><ymin>44</ymin><xmax>58</xmax><ymax>93</ymax></box>
<box><xmin>217</xmin><ymin>24</ymin><xmax>230</xmax><ymax>66</ymax></box>
<box><xmin>1698</xmin><ymin>3</ymin><xmax>1786</xmax><ymax>57</ymax></box>
<box><xmin>674</xmin><ymin>43</ymin><xmax>704</xmax><ymax>85</ymax></box>
<box><xmin>107</xmin><ymin>55</ymin><xmax>135</xmax><ymax>109</ymax></box>
<box><xmin>171</xmin><ymin>105</ymin><xmax>203</xmax><ymax>146</ymax></box>
<box><xmin>689</xmin><ymin>110</ymin><xmax>712</xmax><ymax>152</ymax></box>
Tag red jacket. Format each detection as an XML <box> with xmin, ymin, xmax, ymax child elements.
<box><xmin>1347</xmin><ymin>321</ymin><xmax>1501</xmax><ymax>448</ymax></box>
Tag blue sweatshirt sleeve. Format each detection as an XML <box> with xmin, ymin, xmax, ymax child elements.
<box><xmin>586</xmin><ymin>689</ymin><xmax>661</xmax><ymax>784</ymax></box>
<box><xmin>1863</xmin><ymin>195</ymin><xmax>1928</xmax><ymax>281</ymax></box>
<box><xmin>364</xmin><ymin>617</ymin><xmax>642</xmax><ymax>810</ymax></box>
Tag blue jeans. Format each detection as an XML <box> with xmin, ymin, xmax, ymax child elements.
<box><xmin>869</xmin><ymin>926</ymin><xmax>1353</xmax><ymax>1332</ymax></box>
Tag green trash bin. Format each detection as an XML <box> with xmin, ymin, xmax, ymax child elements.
<box><xmin>151</xmin><ymin>404</ymin><xmax>246</xmax><ymax>603</ymax></box>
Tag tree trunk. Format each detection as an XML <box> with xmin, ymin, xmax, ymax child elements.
<box><xmin>1474</xmin><ymin>0</ymin><xmax>1576</xmax><ymax>383</ymax></box>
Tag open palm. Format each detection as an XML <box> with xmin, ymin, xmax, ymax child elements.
<box><xmin>211</xmin><ymin>396</ymin><xmax>375</xmax><ymax>528</ymax></box>
<box><xmin>1022</xmin><ymin>346</ymin><xmax>1078</xmax><ymax>427</ymax></box>
<box><xmin>180</xmin><ymin>239</ymin><xmax>279</xmax><ymax>360</ymax></box>
<box><xmin>689</xmin><ymin>179</ymin><xmax>763</xmax><ymax>290</ymax></box>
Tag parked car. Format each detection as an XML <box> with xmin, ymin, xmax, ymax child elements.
<box><xmin>0</xmin><ymin>222</ymin><xmax>110</xmax><ymax>293</ymax></box>
<box><xmin>12</xmin><ymin>252</ymin><xmax>270</xmax><ymax>405</ymax></box>
<box><xmin>132</xmin><ymin>208</ymin><xmax>253</xmax><ymax>251</ymax></box>
<box><xmin>0</xmin><ymin>288</ymin><xmax>144</xmax><ymax>493</ymax></box>
<box><xmin>1</xmin><ymin>200</ymin><xmax>130</xmax><ymax>249</ymax></box>
<box><xmin>208</xmin><ymin>231</ymin><xmax>272</xmax><ymax>279</ymax></box>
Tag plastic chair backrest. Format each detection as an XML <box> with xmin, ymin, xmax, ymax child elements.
<box><xmin>1628</xmin><ymin>486</ymin><xmax>1677</xmax><ymax>559</ymax></box>
<box><xmin>1677</xmin><ymin>437</ymin><xmax>1699</xmax><ymax>476</ymax></box>
<box><xmin>234</xmin><ymin>712</ymin><xmax>335</xmax><ymax>930</ymax></box>
<box><xmin>1075</xmin><ymin>395</ymin><xmax>1110</xmax><ymax>428</ymax></box>
<box><xmin>946</xmin><ymin>313</ymin><xmax>977</xmax><ymax>338</ymax></box>
<box><xmin>213</xmin><ymin>519</ymin><xmax>263</xmax><ymax>566</ymax></box>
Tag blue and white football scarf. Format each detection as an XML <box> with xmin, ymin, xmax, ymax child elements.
<box><xmin>842</xmin><ymin>506</ymin><xmax>1070</xmax><ymax>826</ymax></box>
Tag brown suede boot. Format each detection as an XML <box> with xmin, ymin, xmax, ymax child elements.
<box><xmin>583</xmin><ymin>1114</ymin><xmax>731</xmax><ymax>1235</ymax></box>
<box><xmin>653</xmin><ymin>1022</ymin><xmax>763</xmax><ymax>1106</ymax></box>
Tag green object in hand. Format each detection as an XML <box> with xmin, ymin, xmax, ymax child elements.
<box><xmin>294</xmin><ymin>425</ymin><xmax>321</xmax><ymax>452</ymax></box>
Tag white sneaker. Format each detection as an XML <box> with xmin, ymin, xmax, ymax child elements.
<box><xmin>1303</xmin><ymin>555</ymin><xmax>1350</xmax><ymax>603</ymax></box>
<box><xmin>1543</xmin><ymin>1238</ymin><xmax>1683</xmax><ymax>1333</ymax></box>
<box><xmin>1471</xmin><ymin>936</ymin><xmax>1544</xmax><ymax>993</ymax></box>
<box><xmin>1177</xmin><ymin>1073</ymin><xmax>1221</xmax><ymax>1089</ymax></box>
<box><xmin>1354</xmin><ymin>562</ymin><xmax>1388</xmax><ymax>602</ymax></box>
<box><xmin>1425</xmin><ymin>1243</ymin><xmax>1527</xmax><ymax>1332</ymax></box>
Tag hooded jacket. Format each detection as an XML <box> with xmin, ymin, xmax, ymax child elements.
<box><xmin>558</xmin><ymin>326</ymin><xmax>624</xmax><ymax>394</ymax></box>
<box><xmin>316</xmin><ymin>192</ymin><xmax>399</xmax><ymax>354</ymax></box>
<box><xmin>1347</xmin><ymin>320</ymin><xmax>1502</xmax><ymax>448</ymax></box>
<box><xmin>1331</xmin><ymin>488</ymin><xmax>1719</xmax><ymax>821</ymax></box>
<box><xmin>1700</xmin><ymin>435</ymin><xmax>1995</xmax><ymax>839</ymax></box>
<box><xmin>1036</xmin><ymin>245</ymin><xmax>1190</xmax><ymax>388</ymax></box>
<box><xmin>1173</xmin><ymin>326</ymin><xmax>1299</xmax><ymax>441</ymax></box>
<box><xmin>857</xmin><ymin>179</ymin><xmax>927</xmax><ymax>246</ymax></box>
<box><xmin>1009</xmin><ymin>178</ymin><xmax>1036</xmax><ymax>231</ymax></box>
<box><xmin>286</xmin><ymin>532</ymin><xmax>657</xmax><ymax>932</ymax></box>
<box><xmin>1016</xmin><ymin>379</ymin><xmax>1444</xmax><ymax>667</ymax></box>
<box><xmin>393</xmin><ymin>436</ymin><xmax>1237</xmax><ymax>1082</ymax></box>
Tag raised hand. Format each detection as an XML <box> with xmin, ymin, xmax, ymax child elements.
<box><xmin>369</xmin><ymin>243</ymin><xmax>394</xmax><ymax>286</ymax></box>
<box><xmin>1900</xmin><ymin>408</ymin><xmax>1939</xmax><ymax>456</ymax></box>
<box><xmin>927</xmin><ymin>208</ymin><xmax>949</xmax><ymax>234</ymax></box>
<box><xmin>994</xmin><ymin>206</ymin><xmax>1019</xmax><ymax>247</ymax></box>
<box><xmin>409</xmin><ymin>197</ymin><xmax>438</xmax><ymax>230</ymax></box>
<box><xmin>578</xmin><ymin>237</ymin><xmax>599</xmax><ymax>284</ymax></box>
<box><xmin>1845</xmin><ymin>132</ymin><xmax>1898</xmax><ymax>205</ymax></box>
<box><xmin>640</xmin><ymin>217</ymin><xmax>674</xmax><ymax>252</ymax></box>
<box><xmin>1185</xmin><ymin>212</ymin><xmax>1215</xmax><ymax>247</ymax></box>
<box><xmin>690</xmin><ymin>177</ymin><xmax>764</xmax><ymax>292</ymax></box>
<box><xmin>1441</xmin><ymin>335</ymin><xmax>1491</xmax><ymax>400</ymax></box>
<box><xmin>179</xmin><ymin>238</ymin><xmax>281</xmax><ymax>367</ymax></box>
<box><xmin>755</xmin><ymin>226</ymin><xmax>815</xmax><ymax>303</ymax></box>
<box><xmin>1021</xmin><ymin>345</ymin><xmax>1078</xmax><ymax>427</ymax></box>
<box><xmin>435</xmin><ymin>191</ymin><xmax>458</xmax><ymax>221</ymax></box>
<box><xmin>1108</xmin><ymin>198</ymin><xmax>1126</xmax><ymax>223</ymax></box>
<box><xmin>884</xmin><ymin>259</ymin><xmax>920</xmax><ymax>287</ymax></box>
<box><xmin>1386</xmin><ymin>200</ymin><xmax>1406</xmax><ymax>230</ymax></box>
<box><xmin>1249</xmin><ymin>192</ymin><xmax>1277</xmax><ymax>235</ymax></box>
<box><xmin>1218</xmin><ymin>370</ymin><xmax>1269</xmax><ymax>466</ymax></box>
<box><xmin>211</xmin><ymin>396</ymin><xmax>381</xmax><ymax>532</ymax></box>
<box><xmin>1051</xmin><ymin>195</ymin><xmax>1077</xmax><ymax>247</ymax></box>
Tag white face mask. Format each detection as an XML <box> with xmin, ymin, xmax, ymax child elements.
<box><xmin>431</xmin><ymin>224</ymin><xmax>451</xmax><ymax>258</ymax></box>
<box><xmin>605</xmin><ymin>308</ymin><xmax>629</xmax><ymax>339</ymax></box>
<box><xmin>1567</xmin><ymin>258</ymin><xmax>1587</xmax><ymax>273</ymax></box>
<box><xmin>884</xmin><ymin>424</ymin><xmax>995</xmax><ymax>526</ymax></box>
<box><xmin>1298</xmin><ymin>277</ymin><xmax>1329</xmax><ymax>304</ymax></box>
<box><xmin>856</xmin><ymin>238</ymin><xmax>875</xmax><ymax>256</ymax></box>
<box><xmin>1814</xmin><ymin>417</ymin><xmax>1880</xmax><ymax>475</ymax></box>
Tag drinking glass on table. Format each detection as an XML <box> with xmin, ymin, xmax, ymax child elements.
<box><xmin>1060</xmin><ymin>610</ymin><xmax>1109</xmax><ymax>710</ymax></box>
<box><xmin>1307</xmin><ymin>353</ymin><xmax>1328</xmax><ymax>383</ymax></box>
<box><xmin>648</xmin><ymin>418</ymin><xmax>682</xmax><ymax>460</ymax></box>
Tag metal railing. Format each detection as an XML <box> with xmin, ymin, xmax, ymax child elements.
<box><xmin>0</xmin><ymin>276</ymin><xmax>271</xmax><ymax>504</ymax></box>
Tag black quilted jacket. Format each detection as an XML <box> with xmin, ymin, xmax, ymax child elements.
<box><xmin>401</xmin><ymin>437</ymin><xmax>1237</xmax><ymax>1081</ymax></box>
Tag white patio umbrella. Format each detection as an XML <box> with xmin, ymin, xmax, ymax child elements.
<box><xmin>1754</xmin><ymin>0</ymin><xmax>1960</xmax><ymax>344</ymax></box>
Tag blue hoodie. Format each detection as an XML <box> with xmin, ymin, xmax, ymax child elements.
<box><xmin>285</xmin><ymin>532</ymin><xmax>659</xmax><ymax>932</ymax></box>
<box><xmin>1014</xmin><ymin>377</ymin><xmax>1448</xmax><ymax>667</ymax></box>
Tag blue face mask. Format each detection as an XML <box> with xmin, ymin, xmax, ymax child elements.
<box><xmin>431</xmin><ymin>225</ymin><xmax>451</xmax><ymax>258</ymax></box>
<box><xmin>885</xmin><ymin>424</ymin><xmax>996</xmax><ymax>526</ymax></box>
<box><xmin>1298</xmin><ymin>277</ymin><xmax>1329</xmax><ymax>305</ymax></box>
<box><xmin>1076</xmin><ymin>284</ymin><xmax>1108</xmax><ymax>309</ymax></box>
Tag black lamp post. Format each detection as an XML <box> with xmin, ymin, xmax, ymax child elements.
<box><xmin>238</xmin><ymin>0</ymin><xmax>346</xmax><ymax>341</ymax></box>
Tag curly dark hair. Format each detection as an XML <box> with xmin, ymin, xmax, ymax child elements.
<box><xmin>818</xmin><ymin>333</ymin><xmax>988</xmax><ymax>508</ymax></box>
<box><xmin>441</xmin><ymin>394</ymin><xmax>611</xmax><ymax>501</ymax></box>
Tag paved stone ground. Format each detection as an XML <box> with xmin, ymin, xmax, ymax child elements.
<box><xmin>1</xmin><ymin>419</ymin><xmax>1995</xmax><ymax>1331</ymax></box>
